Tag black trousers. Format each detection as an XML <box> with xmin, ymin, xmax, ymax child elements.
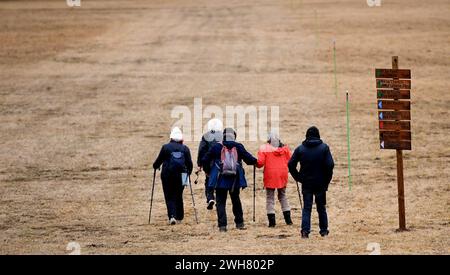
<box><xmin>301</xmin><ymin>190</ymin><xmax>328</xmax><ymax>234</ymax></box>
<box><xmin>215</xmin><ymin>188</ymin><xmax>243</xmax><ymax>227</ymax></box>
<box><xmin>161</xmin><ymin>175</ymin><xmax>185</xmax><ymax>220</ymax></box>
<box><xmin>204</xmin><ymin>175</ymin><xmax>215</xmax><ymax>203</ymax></box>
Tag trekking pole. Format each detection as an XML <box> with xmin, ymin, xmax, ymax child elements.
<box><xmin>295</xmin><ymin>181</ymin><xmax>303</xmax><ymax>210</ymax></box>
<box><xmin>253</xmin><ymin>165</ymin><xmax>256</xmax><ymax>222</ymax></box>
<box><xmin>148</xmin><ymin>169</ymin><xmax>157</xmax><ymax>224</ymax></box>
<box><xmin>188</xmin><ymin>175</ymin><xmax>199</xmax><ymax>224</ymax></box>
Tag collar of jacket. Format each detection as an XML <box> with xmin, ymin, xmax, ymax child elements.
<box><xmin>302</xmin><ymin>137</ymin><xmax>323</xmax><ymax>147</ymax></box>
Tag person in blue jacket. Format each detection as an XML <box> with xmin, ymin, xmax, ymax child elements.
<box><xmin>202</xmin><ymin>128</ymin><xmax>257</xmax><ymax>232</ymax></box>
<box><xmin>288</xmin><ymin>126</ymin><xmax>334</xmax><ymax>238</ymax></box>
<box><xmin>153</xmin><ymin>127</ymin><xmax>193</xmax><ymax>225</ymax></box>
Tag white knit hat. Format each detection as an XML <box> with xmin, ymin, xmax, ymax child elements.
<box><xmin>268</xmin><ymin>130</ymin><xmax>280</xmax><ymax>147</ymax></box>
<box><xmin>268</xmin><ymin>130</ymin><xmax>279</xmax><ymax>141</ymax></box>
<box><xmin>170</xmin><ymin>127</ymin><xmax>183</xmax><ymax>142</ymax></box>
<box><xmin>207</xmin><ymin>118</ymin><xmax>223</xmax><ymax>132</ymax></box>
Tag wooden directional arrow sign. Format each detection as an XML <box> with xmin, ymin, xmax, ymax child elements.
<box><xmin>379</xmin><ymin>120</ymin><xmax>411</xmax><ymax>131</ymax></box>
<box><xmin>378</xmin><ymin>110</ymin><xmax>411</xmax><ymax>121</ymax></box>
<box><xmin>377</xmin><ymin>90</ymin><xmax>410</xmax><ymax>100</ymax></box>
<box><xmin>375</xmin><ymin>69</ymin><xmax>411</xmax><ymax>79</ymax></box>
<box><xmin>375</xmin><ymin>57</ymin><xmax>412</xmax><ymax>232</ymax></box>
<box><xmin>379</xmin><ymin>130</ymin><xmax>412</xmax><ymax>141</ymax></box>
<box><xmin>377</xmin><ymin>100</ymin><xmax>410</xmax><ymax>110</ymax></box>
<box><xmin>380</xmin><ymin>140</ymin><xmax>411</xmax><ymax>150</ymax></box>
<box><xmin>376</xmin><ymin>79</ymin><xmax>411</xmax><ymax>89</ymax></box>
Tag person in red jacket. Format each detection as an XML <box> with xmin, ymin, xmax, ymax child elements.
<box><xmin>256</xmin><ymin>132</ymin><xmax>293</xmax><ymax>227</ymax></box>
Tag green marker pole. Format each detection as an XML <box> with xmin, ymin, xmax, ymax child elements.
<box><xmin>333</xmin><ymin>39</ymin><xmax>338</xmax><ymax>97</ymax></box>
<box><xmin>346</xmin><ymin>91</ymin><xmax>352</xmax><ymax>190</ymax></box>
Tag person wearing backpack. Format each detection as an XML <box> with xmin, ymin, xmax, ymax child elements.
<box><xmin>197</xmin><ymin>118</ymin><xmax>223</xmax><ymax>210</ymax></box>
<box><xmin>153</xmin><ymin>127</ymin><xmax>193</xmax><ymax>225</ymax></box>
<box><xmin>288</xmin><ymin>126</ymin><xmax>334</xmax><ymax>238</ymax></box>
<box><xmin>202</xmin><ymin>128</ymin><xmax>257</xmax><ymax>232</ymax></box>
<box><xmin>256</xmin><ymin>132</ymin><xmax>293</xmax><ymax>228</ymax></box>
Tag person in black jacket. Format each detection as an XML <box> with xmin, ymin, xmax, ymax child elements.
<box><xmin>197</xmin><ymin>119</ymin><xmax>223</xmax><ymax>210</ymax></box>
<box><xmin>288</xmin><ymin>126</ymin><xmax>334</xmax><ymax>238</ymax></box>
<box><xmin>153</xmin><ymin>127</ymin><xmax>193</xmax><ymax>225</ymax></box>
<box><xmin>202</xmin><ymin>128</ymin><xmax>257</xmax><ymax>232</ymax></box>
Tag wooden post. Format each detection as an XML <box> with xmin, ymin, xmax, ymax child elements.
<box><xmin>376</xmin><ymin>58</ymin><xmax>411</xmax><ymax>230</ymax></box>
<box><xmin>392</xmin><ymin>56</ymin><xmax>406</xmax><ymax>231</ymax></box>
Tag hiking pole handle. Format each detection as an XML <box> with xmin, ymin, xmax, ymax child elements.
<box><xmin>195</xmin><ymin>167</ymin><xmax>202</xmax><ymax>175</ymax></box>
<box><xmin>194</xmin><ymin>167</ymin><xmax>201</xmax><ymax>184</ymax></box>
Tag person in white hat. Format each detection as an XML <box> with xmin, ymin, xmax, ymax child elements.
<box><xmin>196</xmin><ymin>119</ymin><xmax>223</xmax><ymax>210</ymax></box>
<box><xmin>153</xmin><ymin>127</ymin><xmax>193</xmax><ymax>225</ymax></box>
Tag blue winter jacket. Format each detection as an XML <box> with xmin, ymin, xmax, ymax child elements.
<box><xmin>201</xmin><ymin>141</ymin><xmax>257</xmax><ymax>190</ymax></box>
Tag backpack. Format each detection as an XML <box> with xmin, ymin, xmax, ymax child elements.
<box><xmin>220</xmin><ymin>145</ymin><xmax>238</xmax><ymax>176</ymax></box>
<box><xmin>168</xmin><ymin>151</ymin><xmax>186</xmax><ymax>173</ymax></box>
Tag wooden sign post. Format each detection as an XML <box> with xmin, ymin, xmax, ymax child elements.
<box><xmin>376</xmin><ymin>56</ymin><xmax>411</xmax><ymax>231</ymax></box>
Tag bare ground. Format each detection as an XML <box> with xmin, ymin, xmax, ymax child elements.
<box><xmin>0</xmin><ymin>0</ymin><xmax>449</xmax><ymax>254</ymax></box>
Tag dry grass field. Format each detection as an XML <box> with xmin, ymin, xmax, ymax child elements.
<box><xmin>0</xmin><ymin>0</ymin><xmax>449</xmax><ymax>254</ymax></box>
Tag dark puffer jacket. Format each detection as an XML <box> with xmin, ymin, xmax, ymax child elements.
<box><xmin>153</xmin><ymin>140</ymin><xmax>193</xmax><ymax>182</ymax></box>
<box><xmin>288</xmin><ymin>137</ymin><xmax>334</xmax><ymax>192</ymax></box>
<box><xmin>197</xmin><ymin>131</ymin><xmax>222</xmax><ymax>168</ymax></box>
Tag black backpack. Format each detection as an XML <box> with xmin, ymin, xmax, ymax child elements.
<box><xmin>168</xmin><ymin>151</ymin><xmax>186</xmax><ymax>173</ymax></box>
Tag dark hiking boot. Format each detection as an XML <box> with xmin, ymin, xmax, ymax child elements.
<box><xmin>320</xmin><ymin>230</ymin><xmax>329</xmax><ymax>237</ymax></box>
<box><xmin>219</xmin><ymin>226</ymin><xmax>227</xmax><ymax>232</ymax></box>
<box><xmin>301</xmin><ymin>230</ymin><xmax>309</xmax><ymax>239</ymax></box>
<box><xmin>283</xmin><ymin>211</ymin><xmax>293</xmax><ymax>225</ymax></box>
<box><xmin>267</xmin><ymin>214</ymin><xmax>276</xmax><ymax>228</ymax></box>
<box><xmin>207</xmin><ymin>200</ymin><xmax>215</xmax><ymax>210</ymax></box>
<box><xmin>236</xmin><ymin>223</ymin><xmax>247</xmax><ymax>230</ymax></box>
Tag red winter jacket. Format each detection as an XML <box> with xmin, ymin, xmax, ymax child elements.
<box><xmin>256</xmin><ymin>143</ymin><xmax>292</xmax><ymax>189</ymax></box>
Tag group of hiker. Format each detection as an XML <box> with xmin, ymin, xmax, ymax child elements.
<box><xmin>152</xmin><ymin>119</ymin><xmax>334</xmax><ymax>238</ymax></box>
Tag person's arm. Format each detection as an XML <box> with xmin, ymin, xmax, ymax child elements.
<box><xmin>152</xmin><ymin>145</ymin><xmax>166</xmax><ymax>170</ymax></box>
<box><xmin>288</xmin><ymin>148</ymin><xmax>300</xmax><ymax>182</ymax></box>
<box><xmin>197</xmin><ymin>137</ymin><xmax>207</xmax><ymax>167</ymax></box>
<box><xmin>201</xmin><ymin>144</ymin><xmax>216</xmax><ymax>174</ymax></box>
<box><xmin>185</xmin><ymin>146</ymin><xmax>194</xmax><ymax>175</ymax></box>
<box><xmin>256</xmin><ymin>148</ymin><xmax>265</xmax><ymax>168</ymax></box>
<box><xmin>285</xmin><ymin>145</ymin><xmax>292</xmax><ymax>163</ymax></box>
<box><xmin>238</xmin><ymin>144</ymin><xmax>257</xmax><ymax>166</ymax></box>
<box><xmin>324</xmin><ymin>145</ymin><xmax>334</xmax><ymax>184</ymax></box>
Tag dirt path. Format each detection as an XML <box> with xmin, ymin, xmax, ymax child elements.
<box><xmin>0</xmin><ymin>0</ymin><xmax>449</xmax><ymax>254</ymax></box>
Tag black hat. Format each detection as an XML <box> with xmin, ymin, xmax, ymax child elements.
<box><xmin>223</xmin><ymin>128</ymin><xmax>237</xmax><ymax>141</ymax></box>
<box><xmin>306</xmin><ymin>126</ymin><xmax>320</xmax><ymax>139</ymax></box>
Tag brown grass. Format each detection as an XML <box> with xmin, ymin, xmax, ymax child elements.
<box><xmin>0</xmin><ymin>0</ymin><xmax>449</xmax><ymax>254</ymax></box>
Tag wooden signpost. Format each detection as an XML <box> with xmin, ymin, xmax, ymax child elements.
<box><xmin>377</xmin><ymin>90</ymin><xmax>410</xmax><ymax>100</ymax></box>
<box><xmin>377</xmin><ymin>100</ymin><xmax>410</xmax><ymax>110</ymax></box>
<box><xmin>376</xmin><ymin>56</ymin><xmax>411</xmax><ymax>231</ymax></box>
<box><xmin>378</xmin><ymin>111</ymin><xmax>411</xmax><ymax>121</ymax></box>
<box><xmin>379</xmin><ymin>121</ymin><xmax>410</xmax><ymax>131</ymax></box>
<box><xmin>379</xmin><ymin>130</ymin><xmax>411</xmax><ymax>141</ymax></box>
<box><xmin>376</xmin><ymin>79</ymin><xmax>411</xmax><ymax>89</ymax></box>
